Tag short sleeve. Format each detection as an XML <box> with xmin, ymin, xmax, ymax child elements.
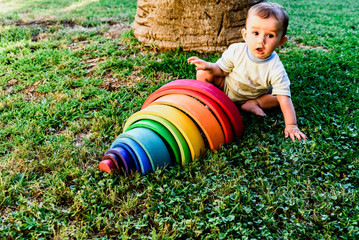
<box><xmin>271</xmin><ymin>65</ymin><xmax>291</xmax><ymax>97</ymax></box>
<box><xmin>216</xmin><ymin>44</ymin><xmax>240</xmax><ymax>73</ymax></box>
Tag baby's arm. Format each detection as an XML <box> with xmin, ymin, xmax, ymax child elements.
<box><xmin>277</xmin><ymin>95</ymin><xmax>307</xmax><ymax>142</ymax></box>
<box><xmin>187</xmin><ymin>56</ymin><xmax>227</xmax><ymax>77</ymax></box>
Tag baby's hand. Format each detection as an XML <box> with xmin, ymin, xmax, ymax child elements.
<box><xmin>284</xmin><ymin>124</ymin><xmax>307</xmax><ymax>142</ymax></box>
<box><xmin>187</xmin><ymin>56</ymin><xmax>209</xmax><ymax>70</ymax></box>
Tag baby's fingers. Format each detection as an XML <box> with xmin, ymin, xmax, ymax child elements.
<box><xmin>187</xmin><ymin>56</ymin><xmax>199</xmax><ymax>63</ymax></box>
<box><xmin>289</xmin><ymin>132</ymin><xmax>296</xmax><ymax>142</ymax></box>
<box><xmin>285</xmin><ymin>129</ymin><xmax>307</xmax><ymax>142</ymax></box>
<box><xmin>287</xmin><ymin>131</ymin><xmax>307</xmax><ymax>142</ymax></box>
<box><xmin>189</xmin><ymin>61</ymin><xmax>206</xmax><ymax>70</ymax></box>
<box><xmin>297</xmin><ymin>131</ymin><xmax>307</xmax><ymax>141</ymax></box>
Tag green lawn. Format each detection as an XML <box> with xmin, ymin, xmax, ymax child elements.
<box><xmin>0</xmin><ymin>0</ymin><xmax>358</xmax><ymax>239</ymax></box>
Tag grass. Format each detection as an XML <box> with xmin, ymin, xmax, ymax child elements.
<box><xmin>0</xmin><ymin>0</ymin><xmax>358</xmax><ymax>239</ymax></box>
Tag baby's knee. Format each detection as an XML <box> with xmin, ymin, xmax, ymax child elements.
<box><xmin>196</xmin><ymin>70</ymin><xmax>224</xmax><ymax>89</ymax></box>
<box><xmin>196</xmin><ymin>70</ymin><xmax>214</xmax><ymax>83</ymax></box>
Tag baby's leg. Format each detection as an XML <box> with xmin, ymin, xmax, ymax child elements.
<box><xmin>197</xmin><ymin>70</ymin><xmax>224</xmax><ymax>89</ymax></box>
<box><xmin>241</xmin><ymin>94</ymin><xmax>279</xmax><ymax>116</ymax></box>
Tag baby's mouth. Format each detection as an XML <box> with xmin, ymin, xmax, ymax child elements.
<box><xmin>255</xmin><ymin>47</ymin><xmax>264</xmax><ymax>53</ymax></box>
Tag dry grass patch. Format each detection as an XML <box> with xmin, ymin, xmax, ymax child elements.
<box><xmin>103</xmin><ymin>23</ymin><xmax>131</xmax><ymax>39</ymax></box>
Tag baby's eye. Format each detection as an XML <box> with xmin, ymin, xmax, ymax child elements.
<box><xmin>268</xmin><ymin>34</ymin><xmax>275</xmax><ymax>38</ymax></box>
<box><xmin>253</xmin><ymin>31</ymin><xmax>259</xmax><ymax>36</ymax></box>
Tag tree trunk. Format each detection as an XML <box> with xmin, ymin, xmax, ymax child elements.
<box><xmin>132</xmin><ymin>0</ymin><xmax>265</xmax><ymax>53</ymax></box>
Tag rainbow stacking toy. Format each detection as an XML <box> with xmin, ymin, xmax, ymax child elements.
<box><xmin>98</xmin><ymin>79</ymin><xmax>244</xmax><ymax>175</ymax></box>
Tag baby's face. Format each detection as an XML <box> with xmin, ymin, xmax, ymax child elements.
<box><xmin>242</xmin><ymin>14</ymin><xmax>287</xmax><ymax>59</ymax></box>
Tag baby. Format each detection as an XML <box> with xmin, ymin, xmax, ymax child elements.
<box><xmin>188</xmin><ymin>2</ymin><xmax>306</xmax><ymax>142</ymax></box>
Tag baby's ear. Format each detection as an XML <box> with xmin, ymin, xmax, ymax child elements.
<box><xmin>278</xmin><ymin>35</ymin><xmax>288</xmax><ymax>47</ymax></box>
<box><xmin>241</xmin><ymin>28</ymin><xmax>247</xmax><ymax>40</ymax></box>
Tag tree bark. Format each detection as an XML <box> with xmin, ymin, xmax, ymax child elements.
<box><xmin>132</xmin><ymin>0</ymin><xmax>265</xmax><ymax>53</ymax></box>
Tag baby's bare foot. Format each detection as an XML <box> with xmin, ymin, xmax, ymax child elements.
<box><xmin>241</xmin><ymin>100</ymin><xmax>266</xmax><ymax>116</ymax></box>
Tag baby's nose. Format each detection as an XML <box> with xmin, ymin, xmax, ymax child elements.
<box><xmin>257</xmin><ymin>41</ymin><xmax>264</xmax><ymax>47</ymax></box>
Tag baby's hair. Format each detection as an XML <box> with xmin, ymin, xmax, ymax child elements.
<box><xmin>247</xmin><ymin>2</ymin><xmax>289</xmax><ymax>37</ymax></box>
